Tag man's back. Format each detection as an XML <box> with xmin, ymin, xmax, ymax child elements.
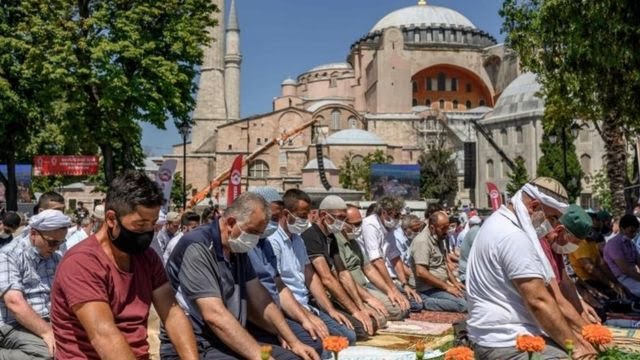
<box><xmin>466</xmin><ymin>206</ymin><xmax>546</xmax><ymax>347</ymax></box>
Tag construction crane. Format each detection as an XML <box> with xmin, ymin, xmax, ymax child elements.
<box><xmin>188</xmin><ymin>118</ymin><xmax>319</xmax><ymax>208</ymax></box>
<box><xmin>470</xmin><ymin>118</ymin><xmax>516</xmax><ymax>171</ymax></box>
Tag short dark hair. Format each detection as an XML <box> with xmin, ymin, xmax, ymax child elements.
<box><xmin>105</xmin><ymin>171</ymin><xmax>164</xmax><ymax>217</ymax></box>
<box><xmin>182</xmin><ymin>211</ymin><xmax>201</xmax><ymax>225</ymax></box>
<box><xmin>366</xmin><ymin>203</ymin><xmax>379</xmax><ymax>217</ymax></box>
<box><xmin>2</xmin><ymin>211</ymin><xmax>21</xmax><ymax>229</ymax></box>
<box><xmin>283</xmin><ymin>189</ymin><xmax>311</xmax><ymax>212</ymax></box>
<box><xmin>620</xmin><ymin>214</ymin><xmax>639</xmax><ymax>229</ymax></box>
<box><xmin>37</xmin><ymin>191</ymin><xmax>64</xmax><ymax>212</ymax></box>
<box><xmin>201</xmin><ymin>207</ymin><xmax>214</xmax><ymax>222</ymax></box>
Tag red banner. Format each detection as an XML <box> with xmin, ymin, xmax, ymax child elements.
<box><xmin>33</xmin><ymin>156</ymin><xmax>99</xmax><ymax>176</ymax></box>
<box><xmin>486</xmin><ymin>182</ymin><xmax>502</xmax><ymax>211</ymax></box>
<box><xmin>227</xmin><ymin>155</ymin><xmax>243</xmax><ymax>206</ymax></box>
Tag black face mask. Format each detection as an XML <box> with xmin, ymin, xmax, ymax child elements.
<box><xmin>108</xmin><ymin>217</ymin><xmax>154</xmax><ymax>255</ymax></box>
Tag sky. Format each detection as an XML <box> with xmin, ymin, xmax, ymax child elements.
<box><xmin>141</xmin><ymin>0</ymin><xmax>506</xmax><ymax>156</ymax></box>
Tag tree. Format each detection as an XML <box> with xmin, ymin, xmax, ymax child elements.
<box><xmin>418</xmin><ymin>148</ymin><xmax>458</xmax><ymax>204</ymax></box>
<box><xmin>53</xmin><ymin>0</ymin><xmax>217</xmax><ymax>185</ymax></box>
<box><xmin>592</xmin><ymin>168</ymin><xmax>612</xmax><ymax>211</ymax></box>
<box><xmin>170</xmin><ymin>171</ymin><xmax>192</xmax><ymax>211</ymax></box>
<box><xmin>536</xmin><ymin>124</ymin><xmax>583</xmax><ymax>202</ymax></box>
<box><xmin>501</xmin><ymin>0</ymin><xmax>640</xmax><ymax>215</ymax></box>
<box><xmin>338</xmin><ymin>150</ymin><xmax>389</xmax><ymax>200</ymax></box>
<box><xmin>506</xmin><ymin>157</ymin><xmax>529</xmax><ymax>196</ymax></box>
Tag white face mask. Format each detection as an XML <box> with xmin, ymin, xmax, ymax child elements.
<box><xmin>261</xmin><ymin>220</ymin><xmax>279</xmax><ymax>239</ymax></box>
<box><xmin>535</xmin><ymin>219</ymin><xmax>554</xmax><ymax>238</ymax></box>
<box><xmin>346</xmin><ymin>226</ymin><xmax>362</xmax><ymax>240</ymax></box>
<box><xmin>551</xmin><ymin>241</ymin><xmax>580</xmax><ymax>254</ymax></box>
<box><xmin>383</xmin><ymin>217</ymin><xmax>398</xmax><ymax>229</ymax></box>
<box><xmin>325</xmin><ymin>214</ymin><xmax>345</xmax><ymax>234</ymax></box>
<box><xmin>228</xmin><ymin>230</ymin><xmax>260</xmax><ymax>253</ymax></box>
<box><xmin>286</xmin><ymin>214</ymin><xmax>309</xmax><ymax>235</ymax></box>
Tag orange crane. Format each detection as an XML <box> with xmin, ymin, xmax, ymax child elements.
<box><xmin>188</xmin><ymin>118</ymin><xmax>318</xmax><ymax>208</ymax></box>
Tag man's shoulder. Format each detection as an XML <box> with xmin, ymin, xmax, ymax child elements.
<box><xmin>362</xmin><ymin>214</ymin><xmax>379</xmax><ymax>227</ymax></box>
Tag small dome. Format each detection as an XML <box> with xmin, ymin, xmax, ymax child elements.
<box><xmin>303</xmin><ymin>157</ymin><xmax>337</xmax><ymax>171</ymax></box>
<box><xmin>307</xmin><ymin>62</ymin><xmax>352</xmax><ymax>73</ymax></box>
<box><xmin>281</xmin><ymin>78</ymin><xmax>297</xmax><ymax>86</ymax></box>
<box><xmin>488</xmin><ymin>72</ymin><xmax>545</xmax><ymax>120</ymax></box>
<box><xmin>371</xmin><ymin>5</ymin><xmax>475</xmax><ymax>33</ymax></box>
<box><xmin>326</xmin><ymin>129</ymin><xmax>385</xmax><ymax>146</ymax></box>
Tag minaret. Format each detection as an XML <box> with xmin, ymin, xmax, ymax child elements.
<box><xmin>224</xmin><ymin>0</ymin><xmax>242</xmax><ymax>120</ymax></box>
<box><xmin>191</xmin><ymin>0</ymin><xmax>227</xmax><ymax>151</ymax></box>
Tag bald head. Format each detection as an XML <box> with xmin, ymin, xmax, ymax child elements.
<box><xmin>346</xmin><ymin>205</ymin><xmax>362</xmax><ymax>224</ymax></box>
<box><xmin>429</xmin><ymin>211</ymin><xmax>450</xmax><ymax>239</ymax></box>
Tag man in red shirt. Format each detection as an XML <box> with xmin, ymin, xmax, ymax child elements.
<box><xmin>51</xmin><ymin>171</ymin><xmax>197</xmax><ymax>360</ymax></box>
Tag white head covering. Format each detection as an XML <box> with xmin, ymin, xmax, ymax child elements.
<box><xmin>29</xmin><ymin>209</ymin><xmax>72</xmax><ymax>231</ymax></box>
<box><xmin>510</xmin><ymin>183</ymin><xmax>569</xmax><ymax>283</ymax></box>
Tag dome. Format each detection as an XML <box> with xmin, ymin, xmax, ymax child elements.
<box><xmin>281</xmin><ymin>78</ymin><xmax>297</xmax><ymax>86</ymax></box>
<box><xmin>488</xmin><ymin>72</ymin><xmax>545</xmax><ymax>120</ymax></box>
<box><xmin>371</xmin><ymin>5</ymin><xmax>475</xmax><ymax>33</ymax></box>
<box><xmin>303</xmin><ymin>157</ymin><xmax>337</xmax><ymax>171</ymax></box>
<box><xmin>325</xmin><ymin>129</ymin><xmax>385</xmax><ymax>146</ymax></box>
<box><xmin>307</xmin><ymin>62</ymin><xmax>352</xmax><ymax>73</ymax></box>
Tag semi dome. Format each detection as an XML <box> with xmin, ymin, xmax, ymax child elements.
<box><xmin>371</xmin><ymin>5</ymin><xmax>475</xmax><ymax>33</ymax></box>
<box><xmin>325</xmin><ymin>129</ymin><xmax>385</xmax><ymax>146</ymax></box>
<box><xmin>281</xmin><ymin>78</ymin><xmax>297</xmax><ymax>86</ymax></box>
<box><xmin>303</xmin><ymin>157</ymin><xmax>337</xmax><ymax>171</ymax></box>
<box><xmin>488</xmin><ymin>72</ymin><xmax>545</xmax><ymax>120</ymax></box>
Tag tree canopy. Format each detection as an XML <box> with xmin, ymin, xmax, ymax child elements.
<box><xmin>418</xmin><ymin>148</ymin><xmax>458</xmax><ymax>204</ymax></box>
<box><xmin>506</xmin><ymin>156</ymin><xmax>529</xmax><ymax>196</ymax></box>
<box><xmin>339</xmin><ymin>150</ymin><xmax>390</xmax><ymax>200</ymax></box>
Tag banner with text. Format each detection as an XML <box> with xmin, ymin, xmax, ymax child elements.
<box><xmin>486</xmin><ymin>182</ymin><xmax>502</xmax><ymax>211</ymax></box>
<box><xmin>33</xmin><ymin>156</ymin><xmax>99</xmax><ymax>176</ymax></box>
<box><xmin>227</xmin><ymin>155</ymin><xmax>243</xmax><ymax>206</ymax></box>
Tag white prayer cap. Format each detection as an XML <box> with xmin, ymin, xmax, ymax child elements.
<box><xmin>29</xmin><ymin>209</ymin><xmax>72</xmax><ymax>231</ymax></box>
<box><xmin>469</xmin><ymin>215</ymin><xmax>482</xmax><ymax>225</ymax></box>
<box><xmin>521</xmin><ymin>183</ymin><xmax>569</xmax><ymax>214</ymax></box>
<box><xmin>319</xmin><ymin>195</ymin><xmax>347</xmax><ymax>210</ymax></box>
<box><xmin>93</xmin><ymin>205</ymin><xmax>105</xmax><ymax>221</ymax></box>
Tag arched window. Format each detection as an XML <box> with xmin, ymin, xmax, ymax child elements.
<box><xmin>502</xmin><ymin>160</ymin><xmax>509</xmax><ymax>177</ymax></box>
<box><xmin>437</xmin><ymin>73</ymin><xmax>446</xmax><ymax>91</ymax></box>
<box><xmin>466</xmin><ymin>83</ymin><xmax>472</xmax><ymax>93</ymax></box>
<box><xmin>500</xmin><ymin>129</ymin><xmax>508</xmax><ymax>145</ymax></box>
<box><xmin>256</xmin><ymin>138</ymin><xmax>261</xmax><ymax>146</ymax></box>
<box><xmin>581</xmin><ymin>154</ymin><xmax>592</xmax><ymax>174</ymax></box>
<box><xmin>249</xmin><ymin>160</ymin><xmax>270</xmax><ymax>179</ymax></box>
<box><xmin>465</xmin><ymin>100</ymin><xmax>472</xmax><ymax>109</ymax></box>
<box><xmin>426</xmin><ymin>77</ymin><xmax>432</xmax><ymax>91</ymax></box>
<box><xmin>412</xmin><ymin>98</ymin><xmax>418</xmax><ymax>106</ymax></box>
<box><xmin>425</xmin><ymin>99</ymin><xmax>431</xmax><ymax>107</ymax></box>
<box><xmin>414</xmin><ymin>32</ymin><xmax>420</xmax><ymax>42</ymax></box>
<box><xmin>331</xmin><ymin>109</ymin><xmax>341</xmax><ymax>130</ymax></box>
<box><xmin>412</xmin><ymin>81</ymin><xmax>418</xmax><ymax>93</ymax></box>
<box><xmin>439</xmin><ymin>99</ymin><xmax>445</xmax><ymax>109</ymax></box>
<box><xmin>452</xmin><ymin>100</ymin><xmax>459</xmax><ymax>109</ymax></box>
<box><xmin>486</xmin><ymin>159</ymin><xmax>494</xmax><ymax>178</ymax></box>
<box><xmin>451</xmin><ymin>78</ymin><xmax>458</xmax><ymax>91</ymax></box>
<box><xmin>348</xmin><ymin>116</ymin><xmax>358</xmax><ymax>129</ymax></box>
<box><xmin>516</xmin><ymin>126</ymin><xmax>523</xmax><ymax>144</ymax></box>
<box><xmin>479</xmin><ymin>99</ymin><xmax>486</xmax><ymax>107</ymax></box>
<box><xmin>351</xmin><ymin>155</ymin><xmax>364</xmax><ymax>165</ymax></box>
<box><xmin>228</xmin><ymin>144</ymin><xmax>232</xmax><ymax>150</ymax></box>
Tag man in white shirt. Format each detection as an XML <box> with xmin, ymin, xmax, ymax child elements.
<box><xmin>466</xmin><ymin>183</ymin><xmax>596</xmax><ymax>359</ymax></box>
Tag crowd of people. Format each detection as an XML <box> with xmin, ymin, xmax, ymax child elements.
<box><xmin>0</xmin><ymin>171</ymin><xmax>639</xmax><ymax>359</ymax></box>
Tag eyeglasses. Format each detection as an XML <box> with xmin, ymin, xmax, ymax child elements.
<box><xmin>35</xmin><ymin>230</ymin><xmax>66</xmax><ymax>248</ymax></box>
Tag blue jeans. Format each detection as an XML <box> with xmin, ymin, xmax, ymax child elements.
<box><xmin>314</xmin><ymin>308</ymin><xmax>357</xmax><ymax>345</ymax></box>
<box><xmin>420</xmin><ymin>288</ymin><xmax>467</xmax><ymax>313</ymax></box>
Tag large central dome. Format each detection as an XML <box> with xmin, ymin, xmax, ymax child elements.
<box><xmin>371</xmin><ymin>5</ymin><xmax>476</xmax><ymax>33</ymax></box>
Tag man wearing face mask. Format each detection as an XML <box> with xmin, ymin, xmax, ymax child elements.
<box><xmin>0</xmin><ymin>210</ymin><xmax>70</xmax><ymax>358</ymax></box>
<box><xmin>162</xmin><ymin>191</ymin><xmax>318</xmax><ymax>360</ymax></box>
<box><xmin>0</xmin><ymin>212</ymin><xmax>21</xmax><ymax>249</ymax></box>
<box><xmin>466</xmin><ymin>182</ymin><xmax>597</xmax><ymax>359</ymax></box>
<box><xmin>397</xmin><ymin>215</ymin><xmax>423</xmax><ymax>277</ymax></box>
<box><xmin>361</xmin><ymin>197</ymin><xmax>423</xmax><ymax>311</ymax></box>
<box><xmin>604</xmin><ymin>214</ymin><xmax>640</xmax><ymax>298</ymax></box>
<box><xmin>302</xmin><ymin>196</ymin><xmax>386</xmax><ymax>339</ymax></box>
<box><xmin>339</xmin><ymin>204</ymin><xmax>409</xmax><ymax>321</ymax></box>
<box><xmin>246</xmin><ymin>187</ymin><xmax>327</xmax><ymax>357</ymax></box>
<box><xmin>51</xmin><ymin>171</ymin><xmax>198</xmax><ymax>360</ymax></box>
<box><xmin>268</xmin><ymin>190</ymin><xmax>357</xmax><ymax>346</ymax></box>
<box><xmin>410</xmin><ymin>211</ymin><xmax>467</xmax><ymax>313</ymax></box>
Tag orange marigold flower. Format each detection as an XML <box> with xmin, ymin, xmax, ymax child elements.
<box><xmin>444</xmin><ymin>346</ymin><xmax>475</xmax><ymax>360</ymax></box>
<box><xmin>516</xmin><ymin>335</ymin><xmax>546</xmax><ymax>353</ymax></box>
<box><xmin>416</xmin><ymin>340</ymin><xmax>426</xmax><ymax>353</ymax></box>
<box><xmin>260</xmin><ymin>344</ymin><xmax>272</xmax><ymax>360</ymax></box>
<box><xmin>322</xmin><ymin>336</ymin><xmax>349</xmax><ymax>353</ymax></box>
<box><xmin>582</xmin><ymin>324</ymin><xmax>613</xmax><ymax>345</ymax></box>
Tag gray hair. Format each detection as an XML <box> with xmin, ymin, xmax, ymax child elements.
<box><xmin>376</xmin><ymin>196</ymin><xmax>405</xmax><ymax>215</ymax></box>
<box><xmin>224</xmin><ymin>192</ymin><xmax>270</xmax><ymax>225</ymax></box>
<box><xmin>401</xmin><ymin>214</ymin><xmax>422</xmax><ymax>230</ymax></box>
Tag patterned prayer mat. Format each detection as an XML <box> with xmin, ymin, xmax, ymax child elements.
<box><xmin>410</xmin><ymin>310</ymin><xmax>468</xmax><ymax>324</ymax></box>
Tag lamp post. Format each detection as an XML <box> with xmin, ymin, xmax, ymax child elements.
<box><xmin>178</xmin><ymin>121</ymin><xmax>192</xmax><ymax>211</ymax></box>
<box><xmin>549</xmin><ymin>123</ymin><xmax>582</xmax><ymax>190</ymax></box>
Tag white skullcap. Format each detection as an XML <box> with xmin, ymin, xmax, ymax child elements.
<box><xmin>469</xmin><ymin>215</ymin><xmax>482</xmax><ymax>225</ymax></box>
<box><xmin>319</xmin><ymin>195</ymin><xmax>347</xmax><ymax>210</ymax></box>
<box><xmin>29</xmin><ymin>209</ymin><xmax>72</xmax><ymax>231</ymax></box>
<box><xmin>521</xmin><ymin>183</ymin><xmax>569</xmax><ymax>214</ymax></box>
<box><xmin>93</xmin><ymin>205</ymin><xmax>105</xmax><ymax>221</ymax></box>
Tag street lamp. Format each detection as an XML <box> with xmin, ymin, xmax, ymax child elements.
<box><xmin>178</xmin><ymin>121</ymin><xmax>192</xmax><ymax>211</ymax></box>
<box><xmin>548</xmin><ymin>122</ymin><xmax>583</xmax><ymax>189</ymax></box>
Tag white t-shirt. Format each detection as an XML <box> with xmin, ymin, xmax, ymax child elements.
<box><xmin>466</xmin><ymin>205</ymin><xmax>547</xmax><ymax>347</ymax></box>
<box><xmin>360</xmin><ymin>214</ymin><xmax>401</xmax><ymax>278</ymax></box>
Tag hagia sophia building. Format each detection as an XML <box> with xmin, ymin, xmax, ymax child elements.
<box><xmin>165</xmin><ymin>0</ymin><xmax>605</xmax><ymax>209</ymax></box>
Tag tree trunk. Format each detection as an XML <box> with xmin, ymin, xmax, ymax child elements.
<box><xmin>101</xmin><ymin>143</ymin><xmax>115</xmax><ymax>186</ymax></box>
<box><xmin>601</xmin><ymin>116</ymin><xmax>626</xmax><ymax>217</ymax></box>
<box><xmin>5</xmin><ymin>155</ymin><xmax>18</xmax><ymax>211</ymax></box>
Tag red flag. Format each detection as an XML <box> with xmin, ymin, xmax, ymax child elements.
<box><xmin>486</xmin><ymin>182</ymin><xmax>502</xmax><ymax>211</ymax></box>
<box><xmin>227</xmin><ymin>155</ymin><xmax>243</xmax><ymax>206</ymax></box>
